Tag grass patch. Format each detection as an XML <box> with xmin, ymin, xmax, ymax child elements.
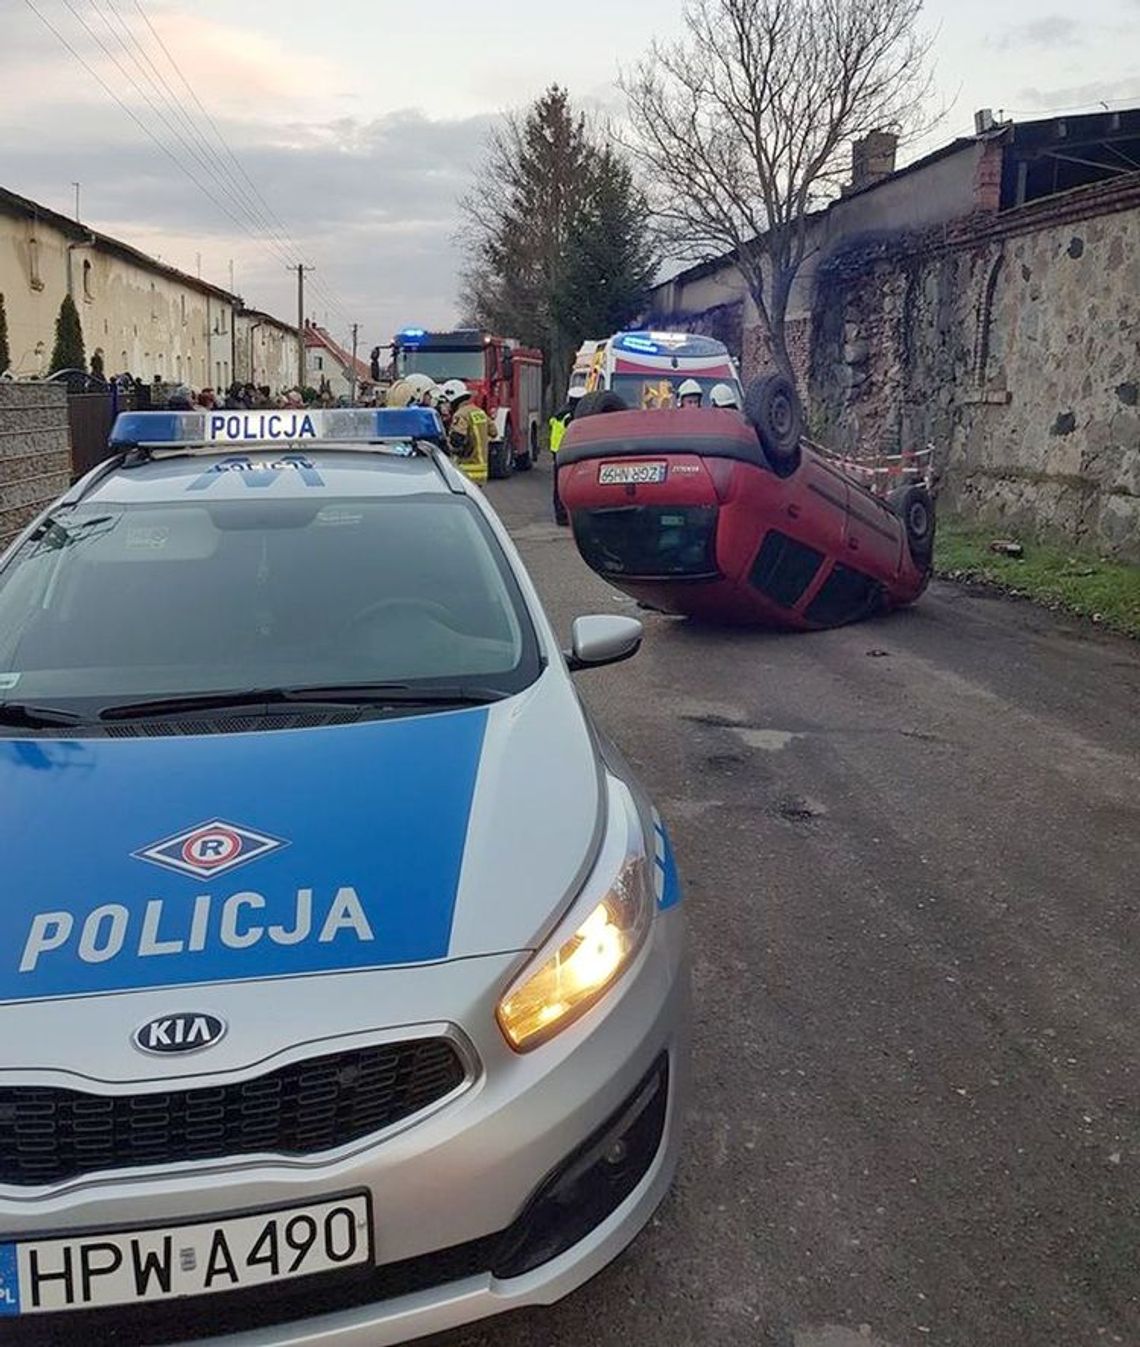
<box><xmin>935</xmin><ymin>520</ymin><xmax>1140</xmax><ymax>639</ymax></box>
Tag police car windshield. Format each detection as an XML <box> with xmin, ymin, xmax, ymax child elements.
<box><xmin>0</xmin><ymin>496</ymin><xmax>539</xmax><ymax>715</ymax></box>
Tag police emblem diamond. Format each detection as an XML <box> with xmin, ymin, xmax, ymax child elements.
<box><xmin>134</xmin><ymin>820</ymin><xmax>288</xmax><ymax>880</ymax></box>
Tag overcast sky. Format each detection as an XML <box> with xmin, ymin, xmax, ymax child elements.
<box><xmin>2</xmin><ymin>0</ymin><xmax>1138</xmax><ymax>357</ymax></box>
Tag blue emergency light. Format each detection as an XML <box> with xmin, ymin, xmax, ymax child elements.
<box><xmin>613</xmin><ymin>331</ymin><xmax>729</xmax><ymax>359</ymax></box>
<box><xmin>109</xmin><ymin>407</ymin><xmax>445</xmax><ymax>450</ymax></box>
<box><xmin>397</xmin><ymin>327</ymin><xmax>428</xmax><ymax>347</ymax></box>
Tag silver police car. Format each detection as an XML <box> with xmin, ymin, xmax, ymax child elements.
<box><xmin>0</xmin><ymin>407</ymin><xmax>687</xmax><ymax>1346</ymax></box>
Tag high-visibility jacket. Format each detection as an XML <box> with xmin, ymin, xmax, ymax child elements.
<box><xmin>449</xmin><ymin>403</ymin><xmax>491</xmax><ymax>483</ymax></box>
<box><xmin>549</xmin><ymin>413</ymin><xmax>571</xmax><ymax>455</ymax></box>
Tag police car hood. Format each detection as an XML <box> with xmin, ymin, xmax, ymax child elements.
<box><xmin>0</xmin><ymin>671</ymin><xmax>603</xmax><ymax>1013</ymax></box>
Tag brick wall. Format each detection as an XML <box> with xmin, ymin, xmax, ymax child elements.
<box><xmin>0</xmin><ymin>383</ymin><xmax>71</xmax><ymax>549</ymax></box>
<box><xmin>807</xmin><ymin>177</ymin><xmax>1140</xmax><ymax>559</ymax></box>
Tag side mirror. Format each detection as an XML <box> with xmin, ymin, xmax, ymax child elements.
<box><xmin>565</xmin><ymin>615</ymin><xmax>643</xmax><ymax>672</ymax></box>
<box><xmin>500</xmin><ymin>348</ymin><xmax>514</xmax><ymax>382</ymax></box>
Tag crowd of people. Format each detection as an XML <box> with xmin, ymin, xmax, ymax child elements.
<box><xmin>145</xmin><ymin>371</ymin><xmax>490</xmax><ymax>466</ymax></box>
<box><xmin>163</xmin><ymin>381</ymin><xmax>349</xmax><ymax>412</ymax></box>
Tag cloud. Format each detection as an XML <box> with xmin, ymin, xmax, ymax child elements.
<box><xmin>1014</xmin><ymin>74</ymin><xmax>1140</xmax><ymax>112</ymax></box>
<box><xmin>1</xmin><ymin>103</ymin><xmax>495</xmax><ymax>349</ymax></box>
<box><xmin>992</xmin><ymin>16</ymin><xmax>1082</xmax><ymax>52</ymax></box>
<box><xmin>1</xmin><ymin>5</ymin><xmax>338</xmax><ymax>121</ymax></box>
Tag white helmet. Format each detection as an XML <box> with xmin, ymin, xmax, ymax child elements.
<box><xmin>709</xmin><ymin>383</ymin><xmax>740</xmax><ymax>409</ymax></box>
<box><xmin>403</xmin><ymin>372</ymin><xmax>436</xmax><ymax>397</ymax></box>
<box><xmin>568</xmin><ymin>385</ymin><xmax>587</xmax><ymax>400</ymax></box>
<box><xmin>385</xmin><ymin>378</ymin><xmax>417</xmax><ymax>409</ymax></box>
<box><xmin>439</xmin><ymin>378</ymin><xmax>470</xmax><ymax>406</ymax></box>
<box><xmin>677</xmin><ymin>378</ymin><xmax>703</xmax><ymax>402</ymax></box>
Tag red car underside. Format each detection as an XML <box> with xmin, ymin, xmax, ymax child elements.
<box><xmin>557</xmin><ymin>409</ymin><xmax>930</xmax><ymax>631</ymax></box>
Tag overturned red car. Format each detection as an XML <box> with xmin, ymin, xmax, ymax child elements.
<box><xmin>557</xmin><ymin>378</ymin><xmax>934</xmax><ymax>630</ymax></box>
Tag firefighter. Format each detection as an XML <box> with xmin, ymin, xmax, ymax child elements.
<box><xmin>709</xmin><ymin>383</ymin><xmax>741</xmax><ymax>410</ymax></box>
<box><xmin>386</xmin><ymin>379</ymin><xmax>417</xmax><ymax>409</ymax></box>
<box><xmin>677</xmin><ymin>378</ymin><xmax>704</xmax><ymax>408</ymax></box>
<box><xmin>549</xmin><ymin>386</ymin><xmax>586</xmax><ymax>526</ymax></box>
<box><xmin>440</xmin><ymin>379</ymin><xmax>491</xmax><ymax>471</ymax></box>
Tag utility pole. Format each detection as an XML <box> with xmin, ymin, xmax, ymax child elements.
<box><xmin>290</xmin><ymin>263</ymin><xmax>312</xmax><ymax>391</ymax></box>
<box><xmin>72</xmin><ymin>182</ymin><xmax>80</xmax><ymax>220</ymax></box>
<box><xmin>350</xmin><ymin>323</ymin><xmax>359</xmax><ymax>404</ymax></box>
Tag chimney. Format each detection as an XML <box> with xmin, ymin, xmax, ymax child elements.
<box><xmin>849</xmin><ymin>131</ymin><xmax>899</xmax><ymax>192</ymax></box>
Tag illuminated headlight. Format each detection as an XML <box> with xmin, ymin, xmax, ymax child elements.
<box><xmin>497</xmin><ymin>784</ymin><xmax>654</xmax><ymax>1052</ymax></box>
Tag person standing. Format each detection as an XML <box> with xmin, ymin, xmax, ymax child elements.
<box><xmin>549</xmin><ymin>386</ymin><xmax>585</xmax><ymax>525</ymax></box>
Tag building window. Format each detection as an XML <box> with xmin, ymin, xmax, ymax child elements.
<box><xmin>316</xmin><ymin>355</ymin><xmax>323</xmax><ymax>371</ymax></box>
<box><xmin>176</xmin><ymin>354</ymin><xmax>182</xmax><ymax>379</ymax></box>
<box><xmin>82</xmin><ymin>258</ymin><xmax>94</xmax><ymax>302</ymax></box>
<box><xmin>28</xmin><ymin>235</ymin><xmax>43</xmax><ymax>291</ymax></box>
<box><xmin>180</xmin><ymin>294</ymin><xmax>187</xmax><ymax>327</ymax></box>
<box><xmin>150</xmin><ymin>282</ymin><xmax>157</xmax><ymax>320</ymax></box>
<box><xmin>103</xmin><ymin>319</ymin><xmax>109</xmax><ymax>335</ymax></box>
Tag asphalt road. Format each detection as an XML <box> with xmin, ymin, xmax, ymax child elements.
<box><xmin>432</xmin><ymin>459</ymin><xmax>1140</xmax><ymax>1347</ymax></box>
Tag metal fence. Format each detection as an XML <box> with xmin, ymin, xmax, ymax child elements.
<box><xmin>68</xmin><ymin>384</ymin><xmax>141</xmax><ymax>479</ymax></box>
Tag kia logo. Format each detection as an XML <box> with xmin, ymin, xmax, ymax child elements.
<box><xmin>133</xmin><ymin>1013</ymin><xmax>227</xmax><ymax>1056</ymax></box>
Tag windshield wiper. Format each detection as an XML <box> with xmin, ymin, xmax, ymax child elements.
<box><xmin>99</xmin><ymin>683</ymin><xmax>506</xmax><ymax>721</ymax></box>
<box><xmin>0</xmin><ymin>702</ymin><xmax>87</xmax><ymax>728</ymax></box>
<box><xmin>278</xmin><ymin>683</ymin><xmax>507</xmax><ymax>706</ymax></box>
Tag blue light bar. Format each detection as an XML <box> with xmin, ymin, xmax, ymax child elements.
<box><xmin>397</xmin><ymin>326</ymin><xmax>427</xmax><ymax>346</ymax></box>
<box><xmin>613</xmin><ymin>330</ymin><xmax>729</xmax><ymax>359</ymax></box>
<box><xmin>109</xmin><ymin>408</ymin><xmax>444</xmax><ymax>449</ymax></box>
<box><xmin>616</xmin><ymin>333</ymin><xmax>660</xmax><ymax>355</ymax></box>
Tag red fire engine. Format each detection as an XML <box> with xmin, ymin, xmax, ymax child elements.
<box><xmin>392</xmin><ymin>328</ymin><xmax>544</xmax><ymax>479</ymax></box>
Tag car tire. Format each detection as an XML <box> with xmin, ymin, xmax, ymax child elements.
<box><xmin>489</xmin><ymin>425</ymin><xmax>514</xmax><ymax>480</ymax></box>
<box><xmin>744</xmin><ymin>374</ymin><xmax>803</xmax><ymax>474</ymax></box>
<box><xmin>889</xmin><ymin>484</ymin><xmax>936</xmax><ymax>566</ymax></box>
<box><xmin>576</xmin><ymin>390</ymin><xmax>628</xmax><ymax>418</ymax></box>
<box><xmin>513</xmin><ymin>417</ymin><xmax>533</xmax><ymax>472</ymax></box>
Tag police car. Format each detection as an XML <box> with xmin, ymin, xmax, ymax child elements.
<box><xmin>0</xmin><ymin>408</ymin><xmax>687</xmax><ymax>1346</ymax></box>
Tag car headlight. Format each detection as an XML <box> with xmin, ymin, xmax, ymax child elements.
<box><xmin>497</xmin><ymin>785</ymin><xmax>654</xmax><ymax>1052</ymax></box>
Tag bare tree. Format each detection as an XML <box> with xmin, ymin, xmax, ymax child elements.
<box><xmin>622</xmin><ymin>0</ymin><xmax>936</xmax><ymax>387</ymax></box>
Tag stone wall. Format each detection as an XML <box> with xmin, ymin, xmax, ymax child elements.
<box><xmin>808</xmin><ymin>179</ymin><xmax>1140</xmax><ymax>559</ymax></box>
<box><xmin>642</xmin><ymin>300</ymin><xmax>746</xmax><ymax>365</ymax></box>
<box><xmin>0</xmin><ymin>383</ymin><xmax>71</xmax><ymax>549</ymax></box>
<box><xmin>742</xmin><ymin>317</ymin><xmax>812</xmax><ymax>396</ymax></box>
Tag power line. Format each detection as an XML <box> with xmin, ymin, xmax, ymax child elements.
<box><xmin>61</xmin><ymin>0</ymin><xmax>297</xmax><ymax>272</ymax></box>
<box><xmin>21</xmin><ymin>0</ymin><xmax>294</xmax><ymax>285</ymax></box>
<box><xmin>125</xmin><ymin>0</ymin><xmax>356</xmax><ymax>327</ymax></box>
<box><xmin>98</xmin><ymin>0</ymin><xmax>359</xmax><ymax>330</ymax></box>
<box><xmin>88</xmin><ymin>0</ymin><xmax>292</xmax><ymax>255</ymax></box>
<box><xmin>22</xmin><ymin>0</ymin><xmax>358</xmax><ymax>333</ymax></box>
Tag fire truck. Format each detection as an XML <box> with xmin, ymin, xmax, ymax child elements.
<box><xmin>392</xmin><ymin>328</ymin><xmax>544</xmax><ymax>479</ymax></box>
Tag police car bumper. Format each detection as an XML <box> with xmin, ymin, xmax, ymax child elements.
<box><xmin>0</xmin><ymin>909</ymin><xmax>687</xmax><ymax>1347</ymax></box>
